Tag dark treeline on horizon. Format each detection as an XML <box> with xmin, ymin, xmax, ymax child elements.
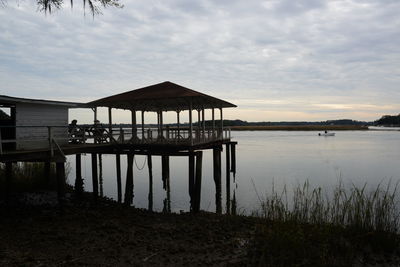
<box><xmin>375</xmin><ymin>114</ymin><xmax>400</xmax><ymax>126</ymax></box>
<box><xmin>103</xmin><ymin>119</ymin><xmax>372</xmax><ymax>128</ymax></box>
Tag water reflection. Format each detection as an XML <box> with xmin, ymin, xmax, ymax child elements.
<box><xmin>67</xmin><ymin>130</ymin><xmax>400</xmax><ymax>213</ymax></box>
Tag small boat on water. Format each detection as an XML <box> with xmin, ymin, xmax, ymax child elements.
<box><xmin>318</xmin><ymin>131</ymin><xmax>335</xmax><ymax>136</ymax></box>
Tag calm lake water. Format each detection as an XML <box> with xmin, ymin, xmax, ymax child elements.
<box><xmin>66</xmin><ymin>130</ymin><xmax>400</xmax><ymax>213</ymax></box>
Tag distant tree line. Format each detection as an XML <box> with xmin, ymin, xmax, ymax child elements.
<box><xmin>374</xmin><ymin>114</ymin><xmax>400</xmax><ymax>126</ymax></box>
<box><xmin>106</xmin><ymin>119</ymin><xmax>371</xmax><ymax>128</ymax></box>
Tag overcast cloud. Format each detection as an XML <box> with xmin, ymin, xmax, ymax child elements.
<box><xmin>1</xmin><ymin>0</ymin><xmax>399</xmax><ymax>122</ymax></box>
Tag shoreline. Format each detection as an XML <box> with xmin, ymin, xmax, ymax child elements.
<box><xmin>229</xmin><ymin>125</ymin><xmax>369</xmax><ymax>131</ymax></box>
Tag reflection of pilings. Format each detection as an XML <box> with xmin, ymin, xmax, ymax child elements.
<box><xmin>230</xmin><ymin>143</ymin><xmax>236</xmax><ymax>181</ymax></box>
<box><xmin>91</xmin><ymin>153</ymin><xmax>98</xmax><ymax>200</ymax></box>
<box><xmin>147</xmin><ymin>154</ymin><xmax>153</xmax><ymax>212</ymax></box>
<box><xmin>75</xmin><ymin>154</ymin><xmax>83</xmax><ymax>196</ymax></box>
<box><xmin>225</xmin><ymin>144</ymin><xmax>231</xmax><ymax>214</ymax></box>
<box><xmin>162</xmin><ymin>155</ymin><xmax>171</xmax><ymax>213</ymax></box>
<box><xmin>193</xmin><ymin>151</ymin><xmax>203</xmax><ymax>213</ymax></box>
<box><xmin>213</xmin><ymin>147</ymin><xmax>222</xmax><ymax>214</ymax></box>
<box><xmin>98</xmin><ymin>154</ymin><xmax>103</xmax><ymax>197</ymax></box>
<box><xmin>115</xmin><ymin>153</ymin><xmax>122</xmax><ymax>203</ymax></box>
<box><xmin>124</xmin><ymin>153</ymin><xmax>134</xmax><ymax>206</ymax></box>
<box><xmin>231</xmin><ymin>190</ymin><xmax>237</xmax><ymax>215</ymax></box>
<box><xmin>188</xmin><ymin>152</ymin><xmax>195</xmax><ymax>211</ymax></box>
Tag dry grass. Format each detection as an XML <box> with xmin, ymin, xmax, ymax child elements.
<box><xmin>248</xmin><ymin>181</ymin><xmax>400</xmax><ymax>266</ymax></box>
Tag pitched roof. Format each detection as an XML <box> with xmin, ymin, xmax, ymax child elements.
<box><xmin>86</xmin><ymin>81</ymin><xmax>236</xmax><ymax>111</ymax></box>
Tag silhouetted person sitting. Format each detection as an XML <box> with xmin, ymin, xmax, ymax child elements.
<box><xmin>91</xmin><ymin>120</ymin><xmax>107</xmax><ymax>143</ymax></box>
<box><xmin>68</xmin><ymin>119</ymin><xmax>81</xmax><ymax>144</ymax></box>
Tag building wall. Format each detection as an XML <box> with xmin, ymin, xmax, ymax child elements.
<box><xmin>15</xmin><ymin>103</ymin><xmax>69</xmax><ymax>150</ymax></box>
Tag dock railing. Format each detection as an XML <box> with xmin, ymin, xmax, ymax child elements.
<box><xmin>0</xmin><ymin>125</ymin><xmax>232</xmax><ymax>154</ymax></box>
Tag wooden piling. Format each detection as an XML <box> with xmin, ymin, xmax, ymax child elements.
<box><xmin>230</xmin><ymin>143</ymin><xmax>236</xmax><ymax>181</ymax></box>
<box><xmin>147</xmin><ymin>154</ymin><xmax>153</xmax><ymax>211</ymax></box>
<box><xmin>75</xmin><ymin>154</ymin><xmax>83</xmax><ymax>196</ymax></box>
<box><xmin>124</xmin><ymin>153</ymin><xmax>134</xmax><ymax>206</ymax></box>
<box><xmin>116</xmin><ymin>153</ymin><xmax>122</xmax><ymax>203</ymax></box>
<box><xmin>225</xmin><ymin>144</ymin><xmax>231</xmax><ymax>214</ymax></box>
<box><xmin>91</xmin><ymin>153</ymin><xmax>98</xmax><ymax>199</ymax></box>
<box><xmin>188</xmin><ymin>152</ymin><xmax>195</xmax><ymax>211</ymax></box>
<box><xmin>193</xmin><ymin>151</ymin><xmax>203</xmax><ymax>213</ymax></box>
<box><xmin>161</xmin><ymin>155</ymin><xmax>171</xmax><ymax>212</ymax></box>
<box><xmin>98</xmin><ymin>154</ymin><xmax>103</xmax><ymax>197</ymax></box>
<box><xmin>213</xmin><ymin>147</ymin><xmax>222</xmax><ymax>214</ymax></box>
<box><xmin>56</xmin><ymin>161</ymin><xmax>66</xmax><ymax>208</ymax></box>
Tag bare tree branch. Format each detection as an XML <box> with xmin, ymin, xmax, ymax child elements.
<box><xmin>1</xmin><ymin>0</ymin><xmax>123</xmax><ymax>16</ymax></box>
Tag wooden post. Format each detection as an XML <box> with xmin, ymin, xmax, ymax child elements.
<box><xmin>160</xmin><ymin>111</ymin><xmax>164</xmax><ymax>139</ymax></box>
<box><xmin>56</xmin><ymin>161</ymin><xmax>66</xmax><ymax>208</ymax></box>
<box><xmin>194</xmin><ymin>151</ymin><xmax>203</xmax><ymax>213</ymax></box>
<box><xmin>213</xmin><ymin>147</ymin><xmax>222</xmax><ymax>214</ymax></box>
<box><xmin>177</xmin><ymin>111</ymin><xmax>180</xmax><ymax>139</ymax></box>
<box><xmin>212</xmin><ymin>108</ymin><xmax>215</xmax><ymax>139</ymax></box>
<box><xmin>5</xmin><ymin>162</ymin><xmax>12</xmax><ymax>204</ymax></box>
<box><xmin>75</xmin><ymin>154</ymin><xmax>83</xmax><ymax>196</ymax></box>
<box><xmin>147</xmin><ymin>154</ymin><xmax>153</xmax><ymax>211</ymax></box>
<box><xmin>116</xmin><ymin>153</ymin><xmax>122</xmax><ymax>203</ymax></box>
<box><xmin>93</xmin><ymin>107</ymin><xmax>97</xmax><ymax>122</ymax></box>
<box><xmin>91</xmin><ymin>153</ymin><xmax>98</xmax><ymax>200</ymax></box>
<box><xmin>188</xmin><ymin>152</ymin><xmax>195</xmax><ymax>212</ymax></box>
<box><xmin>220</xmin><ymin>108</ymin><xmax>223</xmax><ymax>139</ymax></box>
<box><xmin>124</xmin><ymin>153</ymin><xmax>134</xmax><ymax>206</ymax></box>
<box><xmin>48</xmin><ymin>126</ymin><xmax>54</xmax><ymax>158</ymax></box>
<box><xmin>98</xmin><ymin>154</ymin><xmax>103</xmax><ymax>197</ymax></box>
<box><xmin>225</xmin><ymin>144</ymin><xmax>231</xmax><ymax>214</ymax></box>
<box><xmin>131</xmin><ymin>109</ymin><xmax>137</xmax><ymax>140</ymax></box>
<box><xmin>189</xmin><ymin>103</ymin><xmax>193</xmax><ymax>145</ymax></box>
<box><xmin>141</xmin><ymin>111</ymin><xmax>145</xmax><ymax>141</ymax></box>
<box><xmin>0</xmin><ymin>130</ymin><xmax>3</xmax><ymax>155</ymax></box>
<box><xmin>108</xmin><ymin>107</ymin><xmax>112</xmax><ymax>140</ymax></box>
<box><xmin>230</xmin><ymin>143</ymin><xmax>236</xmax><ymax>181</ymax></box>
<box><xmin>202</xmin><ymin>108</ymin><xmax>205</xmax><ymax>140</ymax></box>
<box><xmin>161</xmin><ymin>155</ymin><xmax>170</xmax><ymax>212</ymax></box>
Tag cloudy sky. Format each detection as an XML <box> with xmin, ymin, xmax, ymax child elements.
<box><xmin>1</xmin><ymin>0</ymin><xmax>399</xmax><ymax>123</ymax></box>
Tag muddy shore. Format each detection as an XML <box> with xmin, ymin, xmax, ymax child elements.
<box><xmin>0</xmin><ymin>196</ymin><xmax>255</xmax><ymax>266</ymax></box>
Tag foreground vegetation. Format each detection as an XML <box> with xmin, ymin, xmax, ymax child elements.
<box><xmin>1</xmin><ymin>164</ymin><xmax>399</xmax><ymax>266</ymax></box>
<box><xmin>249</xmin><ymin>181</ymin><xmax>400</xmax><ymax>266</ymax></box>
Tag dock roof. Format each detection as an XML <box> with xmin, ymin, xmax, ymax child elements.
<box><xmin>86</xmin><ymin>81</ymin><xmax>236</xmax><ymax>111</ymax></box>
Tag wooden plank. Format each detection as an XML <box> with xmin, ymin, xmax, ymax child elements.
<box><xmin>91</xmin><ymin>153</ymin><xmax>98</xmax><ymax>199</ymax></box>
<box><xmin>116</xmin><ymin>153</ymin><xmax>122</xmax><ymax>203</ymax></box>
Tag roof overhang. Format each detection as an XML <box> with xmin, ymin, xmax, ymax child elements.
<box><xmin>0</xmin><ymin>95</ymin><xmax>84</xmax><ymax>108</ymax></box>
<box><xmin>85</xmin><ymin>81</ymin><xmax>237</xmax><ymax>112</ymax></box>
